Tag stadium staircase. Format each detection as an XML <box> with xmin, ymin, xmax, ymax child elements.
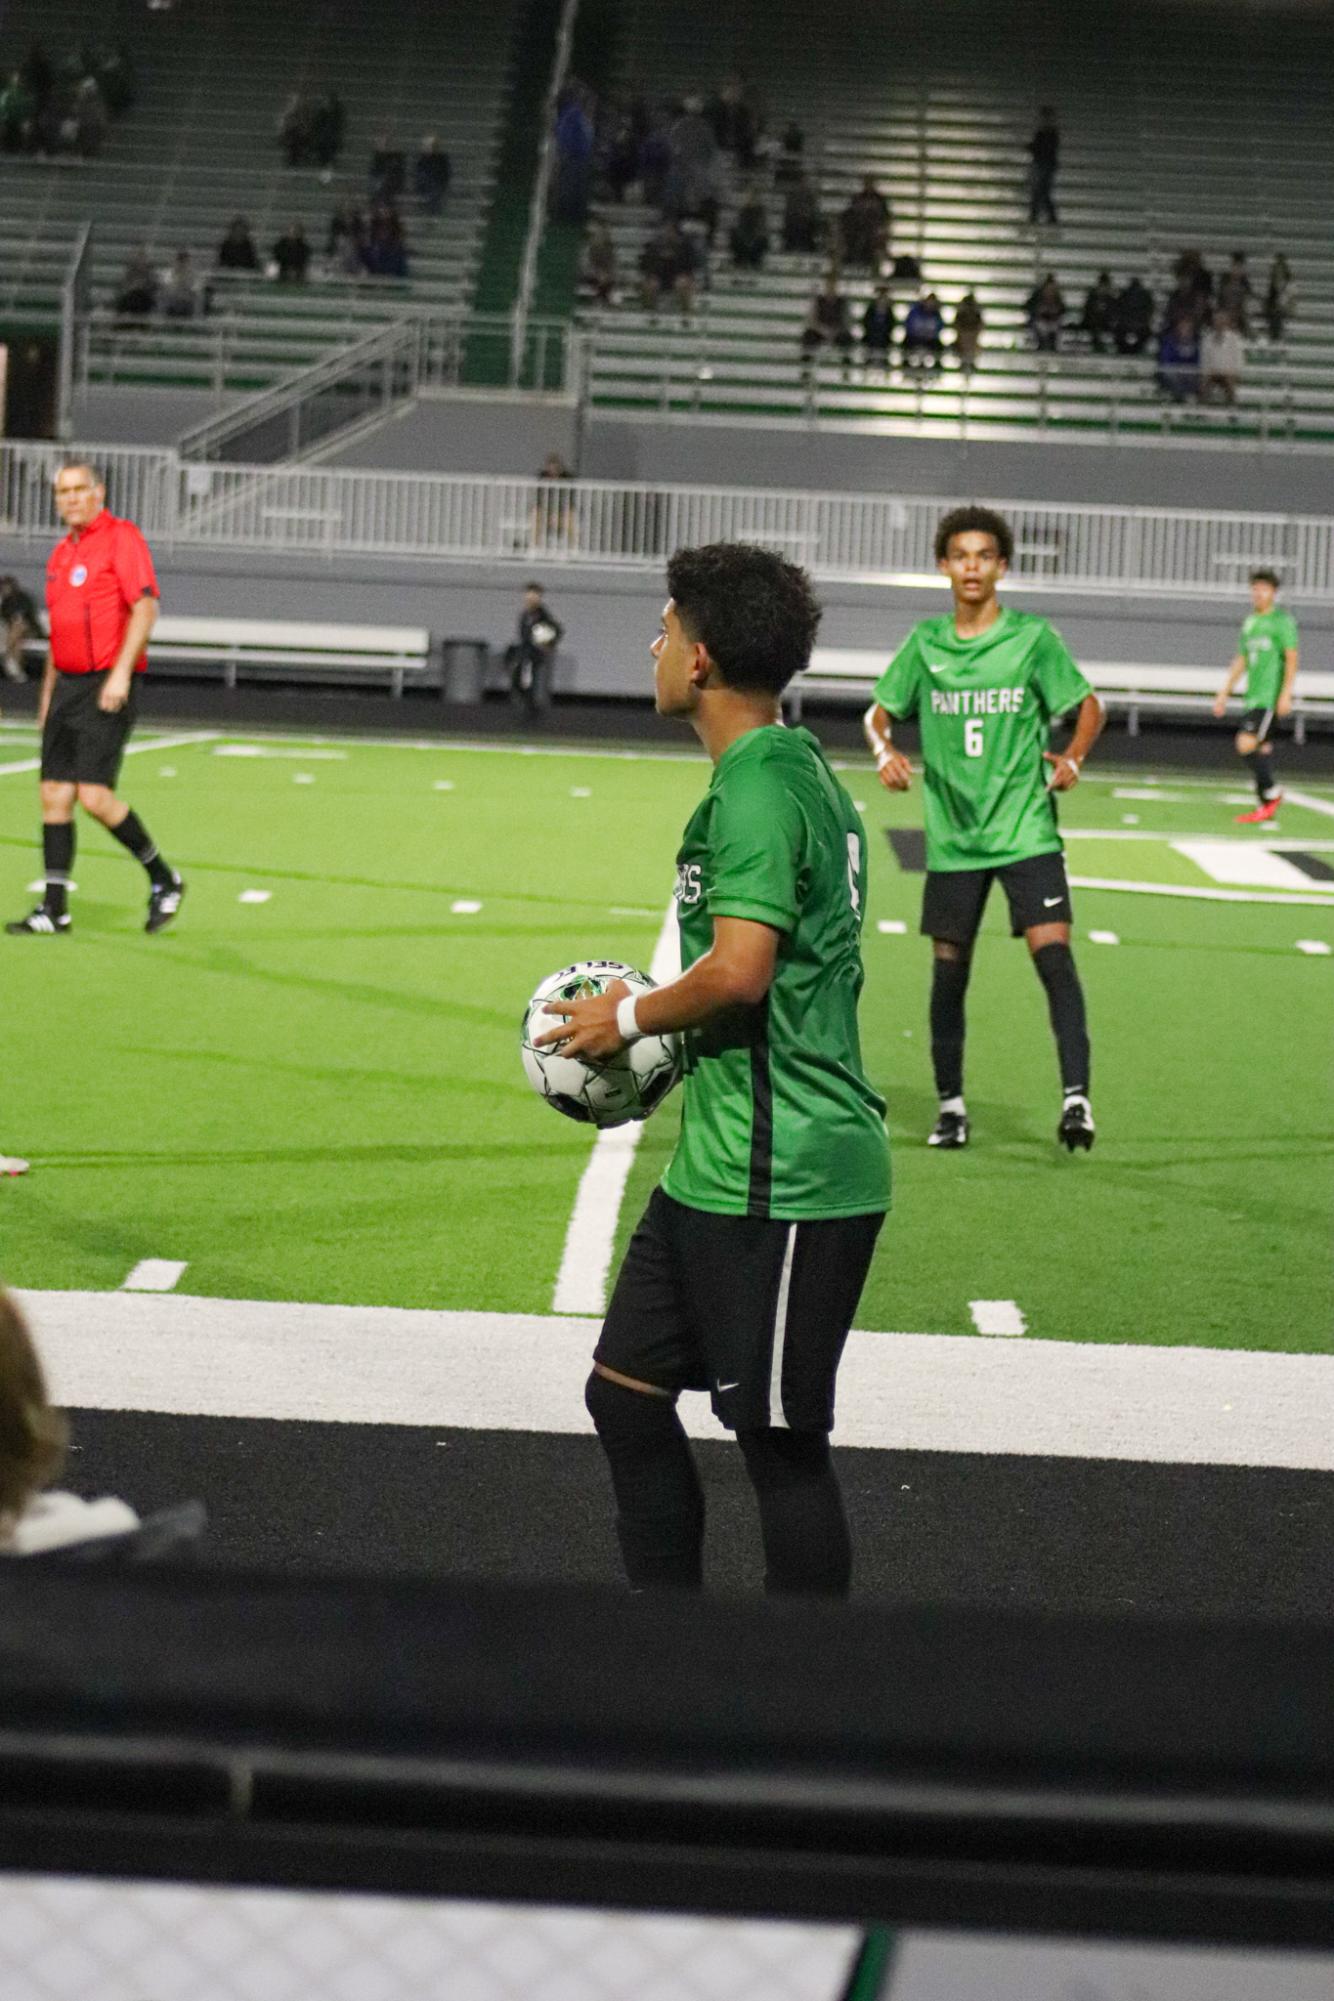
<box><xmin>583</xmin><ymin>0</ymin><xmax>1334</xmax><ymax>445</ymax></box>
<box><xmin>0</xmin><ymin>0</ymin><xmax>520</xmax><ymax>395</ymax></box>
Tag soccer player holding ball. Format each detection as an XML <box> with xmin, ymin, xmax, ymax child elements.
<box><xmin>1212</xmin><ymin>568</ymin><xmax>1299</xmax><ymax>824</ymax></box>
<box><xmin>538</xmin><ymin>543</ymin><xmax>889</xmax><ymax>1598</ymax></box>
<box><xmin>863</xmin><ymin>506</ymin><xmax>1105</xmax><ymax>1152</ymax></box>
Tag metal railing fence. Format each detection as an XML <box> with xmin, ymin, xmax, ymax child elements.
<box><xmin>2</xmin><ymin>441</ymin><xmax>1333</xmax><ymax>599</ymax></box>
<box><xmin>56</xmin><ymin>223</ymin><xmax>95</xmax><ymax>442</ymax></box>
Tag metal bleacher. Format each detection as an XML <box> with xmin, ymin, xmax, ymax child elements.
<box><xmin>585</xmin><ymin>0</ymin><xmax>1334</xmax><ymax>445</ymax></box>
<box><xmin>0</xmin><ymin>0</ymin><xmax>518</xmax><ymax>395</ymax></box>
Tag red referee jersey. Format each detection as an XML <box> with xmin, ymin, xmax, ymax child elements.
<box><xmin>45</xmin><ymin>508</ymin><xmax>160</xmax><ymax>675</ymax></box>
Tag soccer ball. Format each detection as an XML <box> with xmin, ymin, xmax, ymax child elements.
<box><xmin>521</xmin><ymin>960</ymin><xmax>682</xmax><ymax>1128</ymax></box>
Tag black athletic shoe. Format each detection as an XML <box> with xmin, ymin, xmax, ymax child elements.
<box><xmin>5</xmin><ymin>905</ymin><xmax>71</xmax><ymax>935</ymax></box>
<box><xmin>928</xmin><ymin>1109</ymin><xmax>970</xmax><ymax>1149</ymax></box>
<box><xmin>1058</xmin><ymin>1096</ymin><xmax>1095</xmax><ymax>1151</ymax></box>
<box><xmin>145</xmin><ymin>872</ymin><xmax>185</xmax><ymax>934</ymax></box>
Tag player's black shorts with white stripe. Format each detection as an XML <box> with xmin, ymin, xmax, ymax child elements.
<box><xmin>595</xmin><ymin>1186</ymin><xmax>884</xmax><ymax>1432</ymax></box>
<box><xmin>921</xmin><ymin>848</ymin><xmax>1073</xmax><ymax>945</ymax></box>
<box><xmin>41</xmin><ymin>671</ymin><xmax>138</xmax><ymax>787</ymax></box>
<box><xmin>1239</xmin><ymin>704</ymin><xmax>1277</xmax><ymax>742</ymax></box>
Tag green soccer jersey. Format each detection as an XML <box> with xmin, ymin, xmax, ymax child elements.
<box><xmin>874</xmin><ymin>607</ymin><xmax>1092</xmax><ymax>872</ymax></box>
<box><xmin>661</xmin><ymin>724</ymin><xmax>890</xmax><ymax>1222</ymax></box>
<box><xmin>1239</xmin><ymin>606</ymin><xmax>1299</xmax><ymax>709</ymax></box>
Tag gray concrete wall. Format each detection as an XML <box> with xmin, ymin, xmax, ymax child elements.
<box><xmin>320</xmin><ymin>393</ymin><xmax>579</xmax><ymax>475</ymax></box>
<box><xmin>584</xmin><ymin>416</ymin><xmax>1334</xmax><ymax>515</ymax></box>
<box><xmin>70</xmin><ymin>385</ymin><xmax>236</xmax><ymax>444</ymax></box>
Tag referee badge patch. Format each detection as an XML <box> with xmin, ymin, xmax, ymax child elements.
<box><xmin>70</xmin><ymin>564</ymin><xmax>88</xmax><ymax>587</ymax></box>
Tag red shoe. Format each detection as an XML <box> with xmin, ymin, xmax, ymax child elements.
<box><xmin>1235</xmin><ymin>796</ymin><xmax>1282</xmax><ymax>824</ymax></box>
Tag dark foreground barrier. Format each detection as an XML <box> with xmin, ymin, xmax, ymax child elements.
<box><xmin>0</xmin><ymin>1569</ymin><xmax>1330</xmax><ymax>1950</ymax></box>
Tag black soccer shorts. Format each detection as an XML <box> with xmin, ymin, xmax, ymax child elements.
<box><xmin>1239</xmin><ymin>704</ymin><xmax>1277</xmax><ymax>742</ymax></box>
<box><xmin>41</xmin><ymin>671</ymin><xmax>138</xmax><ymax>787</ymax></box>
<box><xmin>922</xmin><ymin>848</ymin><xmax>1073</xmax><ymax>945</ymax></box>
<box><xmin>595</xmin><ymin>1186</ymin><xmax>885</xmax><ymax>1433</ymax></box>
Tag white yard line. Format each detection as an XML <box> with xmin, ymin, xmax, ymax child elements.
<box><xmin>551</xmin><ymin>901</ymin><xmax>681</xmax><ymax>1316</ymax></box>
<box><xmin>1068</xmin><ymin>875</ymin><xmax>1334</xmax><ymax>907</ymax></box>
<box><xmin>1063</xmin><ymin>829</ymin><xmax>1334</xmax><ymax>848</ymax></box>
<box><xmin>1282</xmin><ymin>787</ymin><xmax>1334</xmax><ymax>821</ymax></box>
<box><xmin>20</xmin><ymin>1289</ymin><xmax>1333</xmax><ymax>1470</ymax></box>
<box><xmin>0</xmin><ymin>728</ymin><xmax>219</xmax><ymax>779</ymax></box>
<box><xmin>121</xmin><ymin>1260</ymin><xmax>187</xmax><ymax>1293</ymax></box>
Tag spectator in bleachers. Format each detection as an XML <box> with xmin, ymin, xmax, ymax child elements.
<box><xmin>1216</xmin><ymin>252</ymin><xmax>1252</xmax><ymax>336</ymax></box>
<box><xmin>729</xmin><ymin>188</ymin><xmax>770</xmax><ymax>272</ymax></box>
<box><xmin>1025</xmin><ymin>272</ymin><xmax>1066</xmax><ymax>351</ymax></box>
<box><xmin>216</xmin><ymin>215</ymin><xmax>260</xmax><ymax>273</ymax></box>
<box><xmin>1263</xmin><ymin>254</ymin><xmax>1293</xmax><ymax>342</ymax></box>
<box><xmin>326</xmin><ymin>204</ymin><xmax>365</xmax><ymax>275</ymax></box>
<box><xmin>277</xmin><ymin>92</ymin><xmax>316</xmax><ymax>167</ymax></box>
<box><xmin>0</xmin><ymin>1292</ymin><xmax>139</xmax><ymax>1557</ymax></box>
<box><xmin>0</xmin><ymin>71</ymin><xmax>35</xmax><ymax>151</ymax></box>
<box><xmin>1167</xmin><ymin>250</ymin><xmax>1212</xmax><ymax>331</ymax></box>
<box><xmin>705</xmin><ymin>76</ymin><xmax>757</xmax><ymax>169</ymax></box>
<box><xmin>801</xmin><ymin>272</ymin><xmax>855</xmax><ymax>369</ymax></box>
<box><xmin>902</xmin><ymin>290</ymin><xmax>945</xmax><ymax>370</ymax></box>
<box><xmin>20</xmin><ymin>41</ymin><xmax>53</xmax><ymax>122</ymax></box>
<box><xmin>663</xmin><ymin>96</ymin><xmax>720</xmax><ymax>244</ymax></box>
<box><xmin>1112</xmin><ymin>274</ymin><xmax>1154</xmax><ymax>354</ymax></box>
<box><xmin>1026</xmin><ymin>105</ymin><xmax>1060</xmax><ymax>224</ymax></box>
<box><xmin>839</xmin><ymin>177</ymin><xmax>890</xmax><ymax>269</ymax></box>
<box><xmin>861</xmin><ymin>285</ymin><xmax>895</xmax><ymax>369</ymax></box>
<box><xmin>311</xmin><ymin>89</ymin><xmax>345</xmax><ymax>171</ymax></box>
<box><xmin>580</xmin><ymin>221</ymin><xmax>618</xmax><ymax>305</ymax></box>
<box><xmin>1080</xmin><ymin>271</ymin><xmax>1117</xmax><ymax>352</ymax></box>
<box><xmin>272</xmin><ymin>222</ymin><xmax>312</xmax><ymax>284</ymax></box>
<box><xmin>369</xmin><ymin>135</ymin><xmax>407</xmax><ymax>204</ymax></box>
<box><xmin>602</xmin><ymin>113</ymin><xmax>640</xmax><ymax>203</ymax></box>
<box><xmin>1156</xmin><ymin>315</ymin><xmax>1200</xmax><ymax>401</ymax></box>
<box><xmin>953</xmin><ymin>290</ymin><xmax>984</xmax><ymax>370</ymax></box>
<box><xmin>161</xmin><ymin>250</ymin><xmax>201</xmax><ymax>319</ymax></box>
<box><xmin>774</xmin><ymin>120</ymin><xmax>804</xmax><ymax>186</ymax></box>
<box><xmin>638</xmin><ymin>113</ymin><xmax>673</xmax><ymax>209</ymax></box>
<box><xmin>70</xmin><ymin>73</ymin><xmax>108</xmax><ymax>156</ymax></box>
<box><xmin>362</xmin><ymin>205</ymin><xmax>408</xmax><ymax>279</ymax></box>
<box><xmin>553</xmin><ymin>86</ymin><xmax>595</xmax><ymax>225</ymax></box>
<box><xmin>1200</xmin><ymin>311</ymin><xmax>1244</xmax><ymax>406</ymax></box>
<box><xmin>782</xmin><ymin>171</ymin><xmax>824</xmax><ymax>254</ymax></box>
<box><xmin>413</xmin><ymin>135</ymin><xmax>451</xmax><ymax>215</ymax></box>
<box><xmin>94</xmin><ymin>42</ymin><xmax>134</xmax><ymax>117</ymax></box>
<box><xmin>0</xmin><ymin>575</ymin><xmax>39</xmax><ymax>682</ymax></box>
<box><xmin>639</xmin><ymin>219</ymin><xmax>699</xmax><ymax>317</ymax></box>
<box><xmin>113</xmin><ymin>247</ymin><xmax>158</xmax><ymax>320</ymax></box>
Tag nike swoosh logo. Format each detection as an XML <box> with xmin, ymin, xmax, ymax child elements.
<box><xmin>1043</xmin><ymin>896</ymin><xmax>1062</xmax><ymax>907</ymax></box>
<box><xmin>927</xmin><ymin>662</ymin><xmax>951</xmax><ymax>674</ymax></box>
<box><xmin>716</xmin><ymin>1380</ymin><xmax>740</xmax><ymax>1393</ymax></box>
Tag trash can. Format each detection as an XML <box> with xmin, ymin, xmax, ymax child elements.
<box><xmin>441</xmin><ymin>636</ymin><xmax>490</xmax><ymax>705</ymax></box>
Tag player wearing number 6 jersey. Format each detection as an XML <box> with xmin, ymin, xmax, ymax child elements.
<box><xmin>537</xmin><ymin>542</ymin><xmax>889</xmax><ymax>1599</ymax></box>
<box><xmin>863</xmin><ymin>506</ymin><xmax>1105</xmax><ymax>1152</ymax></box>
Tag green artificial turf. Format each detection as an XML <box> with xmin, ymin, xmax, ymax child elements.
<box><xmin>0</xmin><ymin>728</ymin><xmax>1330</xmax><ymax>1353</ymax></box>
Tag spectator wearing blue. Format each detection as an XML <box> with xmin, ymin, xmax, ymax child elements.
<box><xmin>902</xmin><ymin>290</ymin><xmax>945</xmax><ymax>370</ymax></box>
<box><xmin>553</xmin><ymin>86</ymin><xmax>595</xmax><ymax>226</ymax></box>
<box><xmin>362</xmin><ymin>206</ymin><xmax>408</xmax><ymax>279</ymax></box>
<box><xmin>1156</xmin><ymin>315</ymin><xmax>1201</xmax><ymax>402</ymax></box>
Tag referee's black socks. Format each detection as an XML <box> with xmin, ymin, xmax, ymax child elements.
<box><xmin>1032</xmin><ymin>941</ymin><xmax>1091</xmax><ymax>1097</ymax></box>
<box><xmin>108</xmin><ymin>809</ymin><xmax>174</xmax><ymax>888</ymax></box>
<box><xmin>42</xmin><ymin>822</ymin><xmax>75</xmax><ymax>919</ymax></box>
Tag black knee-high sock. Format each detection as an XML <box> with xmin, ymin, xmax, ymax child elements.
<box><xmin>42</xmin><ymin>822</ymin><xmax>75</xmax><ymax>919</ymax></box>
<box><xmin>736</xmin><ymin>1428</ymin><xmax>852</xmax><ymax>1597</ymax></box>
<box><xmin>1245</xmin><ymin>749</ymin><xmax>1279</xmax><ymax>804</ymax></box>
<box><xmin>929</xmin><ymin>954</ymin><xmax>971</xmax><ymax>1100</ymax></box>
<box><xmin>584</xmin><ymin>1370</ymin><xmax>704</xmax><ymax>1589</ymax></box>
<box><xmin>1032</xmin><ymin>941</ymin><xmax>1091</xmax><ymax>1096</ymax></box>
<box><xmin>108</xmin><ymin>809</ymin><xmax>173</xmax><ymax>887</ymax></box>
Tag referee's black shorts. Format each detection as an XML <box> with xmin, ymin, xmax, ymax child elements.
<box><xmin>595</xmin><ymin>1186</ymin><xmax>885</xmax><ymax>1433</ymax></box>
<box><xmin>41</xmin><ymin>671</ymin><xmax>138</xmax><ymax>787</ymax></box>
<box><xmin>922</xmin><ymin>848</ymin><xmax>1073</xmax><ymax>946</ymax></box>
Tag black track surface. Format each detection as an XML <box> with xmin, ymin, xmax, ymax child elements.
<box><xmin>64</xmin><ymin>1410</ymin><xmax>1334</xmax><ymax>1620</ymax></box>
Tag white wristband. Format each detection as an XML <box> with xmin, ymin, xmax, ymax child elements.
<box><xmin>615</xmin><ymin>993</ymin><xmax>643</xmax><ymax>1043</ymax></box>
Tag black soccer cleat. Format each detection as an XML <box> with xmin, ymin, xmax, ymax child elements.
<box><xmin>5</xmin><ymin>905</ymin><xmax>71</xmax><ymax>935</ymax></box>
<box><xmin>928</xmin><ymin>1109</ymin><xmax>970</xmax><ymax>1149</ymax></box>
<box><xmin>1058</xmin><ymin>1096</ymin><xmax>1096</xmax><ymax>1152</ymax></box>
<box><xmin>145</xmin><ymin>872</ymin><xmax>185</xmax><ymax>934</ymax></box>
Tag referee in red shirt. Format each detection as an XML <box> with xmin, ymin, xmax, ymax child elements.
<box><xmin>7</xmin><ymin>461</ymin><xmax>183</xmax><ymax>936</ymax></box>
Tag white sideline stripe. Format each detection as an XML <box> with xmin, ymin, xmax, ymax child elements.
<box><xmin>551</xmin><ymin>901</ymin><xmax>681</xmax><ymax>1316</ymax></box>
<box><xmin>1112</xmin><ymin>787</ymin><xmax>1184</xmax><ymax>801</ymax></box>
<box><xmin>1088</xmin><ymin>929</ymin><xmax>1120</xmax><ymax>945</ymax></box>
<box><xmin>1173</xmin><ymin>839</ymin><xmax>1322</xmax><ymax>891</ymax></box>
<box><xmin>20</xmin><ymin>1290</ymin><xmax>1333</xmax><ymax>1470</ymax></box>
<box><xmin>1284</xmin><ymin>787</ymin><xmax>1334</xmax><ymax>821</ymax></box>
<box><xmin>0</xmin><ymin>729</ymin><xmax>219</xmax><ymax>779</ymax></box>
<box><xmin>1065</xmin><ymin>828</ymin><xmax>1334</xmax><ymax>849</ymax></box>
<box><xmin>1296</xmin><ymin>939</ymin><xmax>1332</xmax><ymax>956</ymax></box>
<box><xmin>1068</xmin><ymin>874</ymin><xmax>1334</xmax><ymax>907</ymax></box>
<box><xmin>213</xmin><ymin>744</ymin><xmax>347</xmax><ymax>760</ymax></box>
<box><xmin>210</xmin><ymin>730</ymin><xmax>706</xmax><ymax>766</ymax></box>
<box><xmin>121</xmin><ymin>1260</ymin><xmax>187</xmax><ymax>1294</ymax></box>
<box><xmin>970</xmin><ymin>1299</ymin><xmax>1027</xmax><ymax>1338</ymax></box>
<box><xmin>238</xmin><ymin>889</ymin><xmax>271</xmax><ymax>904</ymax></box>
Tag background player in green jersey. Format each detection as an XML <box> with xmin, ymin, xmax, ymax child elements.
<box><xmin>1212</xmin><ymin>568</ymin><xmax>1299</xmax><ymax>825</ymax></box>
<box><xmin>863</xmin><ymin>506</ymin><xmax>1105</xmax><ymax>1153</ymax></box>
<box><xmin>539</xmin><ymin>543</ymin><xmax>889</xmax><ymax>1597</ymax></box>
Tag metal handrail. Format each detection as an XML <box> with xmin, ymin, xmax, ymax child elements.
<box><xmin>57</xmin><ymin>222</ymin><xmax>95</xmax><ymax>441</ymax></box>
<box><xmin>511</xmin><ymin>0</ymin><xmax>580</xmax><ymax>377</ymax></box>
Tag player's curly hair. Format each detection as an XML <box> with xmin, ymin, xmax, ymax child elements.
<box><xmin>1250</xmin><ymin>567</ymin><xmax>1281</xmax><ymax>589</ymax></box>
<box><xmin>0</xmin><ymin>1292</ymin><xmax>68</xmax><ymax>1536</ymax></box>
<box><xmin>933</xmin><ymin>505</ymin><xmax>1014</xmax><ymax>563</ymax></box>
<box><xmin>665</xmin><ymin>542</ymin><xmax>822</xmax><ymax>695</ymax></box>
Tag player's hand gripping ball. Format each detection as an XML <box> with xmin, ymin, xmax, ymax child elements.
<box><xmin>521</xmin><ymin>960</ymin><xmax>682</xmax><ymax>1128</ymax></box>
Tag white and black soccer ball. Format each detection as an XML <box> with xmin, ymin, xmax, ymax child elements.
<box><xmin>521</xmin><ymin>959</ymin><xmax>683</xmax><ymax>1128</ymax></box>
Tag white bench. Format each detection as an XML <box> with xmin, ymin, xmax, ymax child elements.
<box><xmin>143</xmin><ymin>618</ymin><xmax>433</xmax><ymax>697</ymax></box>
<box><xmin>789</xmin><ymin>649</ymin><xmax>1334</xmax><ymax>743</ymax></box>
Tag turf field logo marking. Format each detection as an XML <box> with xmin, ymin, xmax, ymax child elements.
<box><xmin>969</xmin><ymin>1300</ymin><xmax>1027</xmax><ymax>1338</ymax></box>
<box><xmin>451</xmin><ymin>899</ymin><xmax>483</xmax><ymax>915</ymax></box>
<box><xmin>1296</xmin><ymin>940</ymin><xmax>1332</xmax><ymax>956</ymax></box>
<box><xmin>121</xmin><ymin>1260</ymin><xmax>187</xmax><ymax>1293</ymax></box>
